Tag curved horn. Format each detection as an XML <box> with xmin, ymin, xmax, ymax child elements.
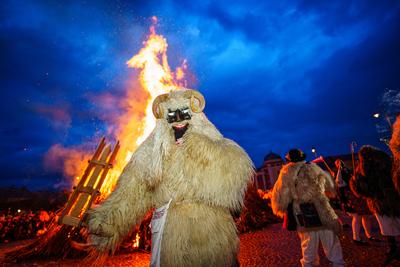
<box><xmin>183</xmin><ymin>90</ymin><xmax>205</xmax><ymax>113</ymax></box>
<box><xmin>152</xmin><ymin>94</ymin><xmax>169</xmax><ymax>119</ymax></box>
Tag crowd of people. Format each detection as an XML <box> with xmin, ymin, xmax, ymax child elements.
<box><xmin>0</xmin><ymin>209</ymin><xmax>54</xmax><ymax>243</ymax></box>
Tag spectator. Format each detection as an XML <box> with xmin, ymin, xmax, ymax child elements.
<box><xmin>0</xmin><ymin>209</ymin><xmax>54</xmax><ymax>243</ymax></box>
<box><xmin>334</xmin><ymin>159</ymin><xmax>375</xmax><ymax>245</ymax></box>
<box><xmin>351</xmin><ymin>145</ymin><xmax>400</xmax><ymax>266</ymax></box>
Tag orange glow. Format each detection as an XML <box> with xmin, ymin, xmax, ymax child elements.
<box><xmin>48</xmin><ymin>17</ymin><xmax>191</xmax><ymax>197</ymax></box>
<box><xmin>100</xmin><ymin>17</ymin><xmax>189</xmax><ymax>195</ymax></box>
<box><xmin>257</xmin><ymin>189</ymin><xmax>272</xmax><ymax>200</ymax></box>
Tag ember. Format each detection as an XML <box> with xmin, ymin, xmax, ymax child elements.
<box><xmin>132</xmin><ymin>233</ymin><xmax>140</xmax><ymax>249</ymax></box>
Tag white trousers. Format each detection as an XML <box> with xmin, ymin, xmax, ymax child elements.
<box><xmin>374</xmin><ymin>214</ymin><xmax>400</xmax><ymax>236</ymax></box>
<box><xmin>298</xmin><ymin>229</ymin><xmax>345</xmax><ymax>267</ymax></box>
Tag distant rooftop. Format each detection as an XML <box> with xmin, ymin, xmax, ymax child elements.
<box><xmin>264</xmin><ymin>152</ymin><xmax>282</xmax><ymax>162</ymax></box>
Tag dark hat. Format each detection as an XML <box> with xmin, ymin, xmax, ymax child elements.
<box><xmin>285</xmin><ymin>149</ymin><xmax>306</xmax><ymax>163</ymax></box>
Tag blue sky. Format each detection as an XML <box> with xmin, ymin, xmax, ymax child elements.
<box><xmin>1</xmin><ymin>0</ymin><xmax>399</xmax><ymax>189</ymax></box>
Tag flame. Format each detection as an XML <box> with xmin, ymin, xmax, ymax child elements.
<box><xmin>97</xmin><ymin>17</ymin><xmax>189</xmax><ymax>195</ymax></box>
<box><xmin>125</xmin><ymin>23</ymin><xmax>175</xmax><ymax>146</ymax></box>
<box><xmin>132</xmin><ymin>233</ymin><xmax>140</xmax><ymax>249</ymax></box>
<box><xmin>257</xmin><ymin>189</ymin><xmax>272</xmax><ymax>200</ymax></box>
<box><xmin>42</xmin><ymin>17</ymin><xmax>191</xmax><ymax>248</ymax></box>
<box><xmin>44</xmin><ymin>17</ymin><xmax>190</xmax><ymax>200</ymax></box>
<box><xmin>49</xmin><ymin>17</ymin><xmax>190</xmax><ymax>197</ymax></box>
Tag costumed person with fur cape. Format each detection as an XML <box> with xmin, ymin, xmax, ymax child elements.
<box><xmin>271</xmin><ymin>149</ymin><xmax>344</xmax><ymax>267</ymax></box>
<box><xmin>351</xmin><ymin>145</ymin><xmax>400</xmax><ymax>266</ymax></box>
<box><xmin>86</xmin><ymin>89</ymin><xmax>254</xmax><ymax>267</ymax></box>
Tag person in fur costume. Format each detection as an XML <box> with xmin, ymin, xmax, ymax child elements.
<box><xmin>271</xmin><ymin>149</ymin><xmax>344</xmax><ymax>267</ymax></box>
<box><xmin>86</xmin><ymin>89</ymin><xmax>254</xmax><ymax>267</ymax></box>
<box><xmin>350</xmin><ymin>145</ymin><xmax>400</xmax><ymax>265</ymax></box>
<box><xmin>390</xmin><ymin>115</ymin><xmax>400</xmax><ymax>194</ymax></box>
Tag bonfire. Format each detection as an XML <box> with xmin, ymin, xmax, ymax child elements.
<box><xmin>5</xmin><ymin>16</ymin><xmax>190</xmax><ymax>262</ymax></box>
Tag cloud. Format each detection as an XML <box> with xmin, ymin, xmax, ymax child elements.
<box><xmin>43</xmin><ymin>143</ymin><xmax>91</xmax><ymax>180</ymax></box>
<box><xmin>34</xmin><ymin>104</ymin><xmax>72</xmax><ymax>131</ymax></box>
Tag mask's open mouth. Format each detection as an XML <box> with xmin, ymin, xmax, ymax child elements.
<box><xmin>172</xmin><ymin>123</ymin><xmax>189</xmax><ymax>141</ymax></box>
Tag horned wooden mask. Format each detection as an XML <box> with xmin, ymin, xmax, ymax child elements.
<box><xmin>152</xmin><ymin>89</ymin><xmax>206</xmax><ymax>119</ymax></box>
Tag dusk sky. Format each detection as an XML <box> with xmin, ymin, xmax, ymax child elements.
<box><xmin>1</xmin><ymin>1</ymin><xmax>399</xmax><ymax>189</ymax></box>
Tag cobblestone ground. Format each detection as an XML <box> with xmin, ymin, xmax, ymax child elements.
<box><xmin>239</xmin><ymin>223</ymin><xmax>397</xmax><ymax>267</ymax></box>
<box><xmin>1</xmin><ymin>220</ymin><xmax>399</xmax><ymax>266</ymax></box>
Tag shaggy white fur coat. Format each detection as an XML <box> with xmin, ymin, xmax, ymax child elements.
<box><xmin>87</xmin><ymin>90</ymin><xmax>254</xmax><ymax>267</ymax></box>
<box><xmin>271</xmin><ymin>161</ymin><xmax>340</xmax><ymax>233</ymax></box>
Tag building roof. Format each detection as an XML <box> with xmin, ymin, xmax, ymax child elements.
<box><xmin>264</xmin><ymin>152</ymin><xmax>282</xmax><ymax>162</ymax></box>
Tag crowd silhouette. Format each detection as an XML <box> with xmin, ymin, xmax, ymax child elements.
<box><xmin>0</xmin><ymin>209</ymin><xmax>54</xmax><ymax>243</ymax></box>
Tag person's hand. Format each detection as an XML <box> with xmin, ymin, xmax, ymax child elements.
<box><xmin>87</xmin><ymin>217</ymin><xmax>114</xmax><ymax>238</ymax></box>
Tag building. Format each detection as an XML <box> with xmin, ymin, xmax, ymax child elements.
<box><xmin>254</xmin><ymin>152</ymin><xmax>284</xmax><ymax>191</ymax></box>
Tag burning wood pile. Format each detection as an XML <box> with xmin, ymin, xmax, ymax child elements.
<box><xmin>5</xmin><ymin>138</ymin><xmax>120</xmax><ymax>261</ymax></box>
<box><xmin>5</xmin><ymin>16</ymin><xmax>189</xmax><ymax>262</ymax></box>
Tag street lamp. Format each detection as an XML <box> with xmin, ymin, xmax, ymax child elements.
<box><xmin>373</xmin><ymin>112</ymin><xmax>393</xmax><ymax>146</ymax></box>
<box><xmin>373</xmin><ymin>112</ymin><xmax>392</xmax><ymax>128</ymax></box>
<box><xmin>311</xmin><ymin>147</ymin><xmax>317</xmax><ymax>158</ymax></box>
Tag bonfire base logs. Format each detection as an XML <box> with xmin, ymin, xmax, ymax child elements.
<box><xmin>4</xmin><ymin>137</ymin><xmax>120</xmax><ymax>262</ymax></box>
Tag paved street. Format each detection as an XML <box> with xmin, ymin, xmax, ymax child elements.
<box><xmin>239</xmin><ymin>223</ymin><xmax>393</xmax><ymax>267</ymax></box>
<box><xmin>1</xmin><ymin>221</ymin><xmax>399</xmax><ymax>266</ymax></box>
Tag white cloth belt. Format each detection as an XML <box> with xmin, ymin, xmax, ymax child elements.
<box><xmin>150</xmin><ymin>198</ymin><xmax>172</xmax><ymax>267</ymax></box>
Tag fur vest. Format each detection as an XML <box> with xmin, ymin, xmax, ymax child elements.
<box><xmin>351</xmin><ymin>173</ymin><xmax>400</xmax><ymax>217</ymax></box>
<box><xmin>271</xmin><ymin>161</ymin><xmax>340</xmax><ymax>233</ymax></box>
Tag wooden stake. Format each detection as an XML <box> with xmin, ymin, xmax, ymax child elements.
<box><xmin>59</xmin><ymin>138</ymin><xmax>119</xmax><ymax>227</ymax></box>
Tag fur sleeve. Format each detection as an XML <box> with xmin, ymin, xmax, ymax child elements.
<box><xmin>390</xmin><ymin>116</ymin><xmax>400</xmax><ymax>159</ymax></box>
<box><xmin>86</xmin><ymin>131</ymin><xmax>162</xmax><ymax>253</ymax></box>
<box><xmin>390</xmin><ymin>115</ymin><xmax>400</xmax><ymax>193</ymax></box>
<box><xmin>271</xmin><ymin>165</ymin><xmax>291</xmax><ymax>218</ymax></box>
<box><xmin>312</xmin><ymin>163</ymin><xmax>336</xmax><ymax>195</ymax></box>
<box><xmin>183</xmin><ymin>132</ymin><xmax>254</xmax><ymax>211</ymax></box>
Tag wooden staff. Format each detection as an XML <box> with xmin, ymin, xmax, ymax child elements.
<box><xmin>350</xmin><ymin>141</ymin><xmax>357</xmax><ymax>177</ymax></box>
<box><xmin>312</xmin><ymin>156</ymin><xmax>334</xmax><ymax>176</ymax></box>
